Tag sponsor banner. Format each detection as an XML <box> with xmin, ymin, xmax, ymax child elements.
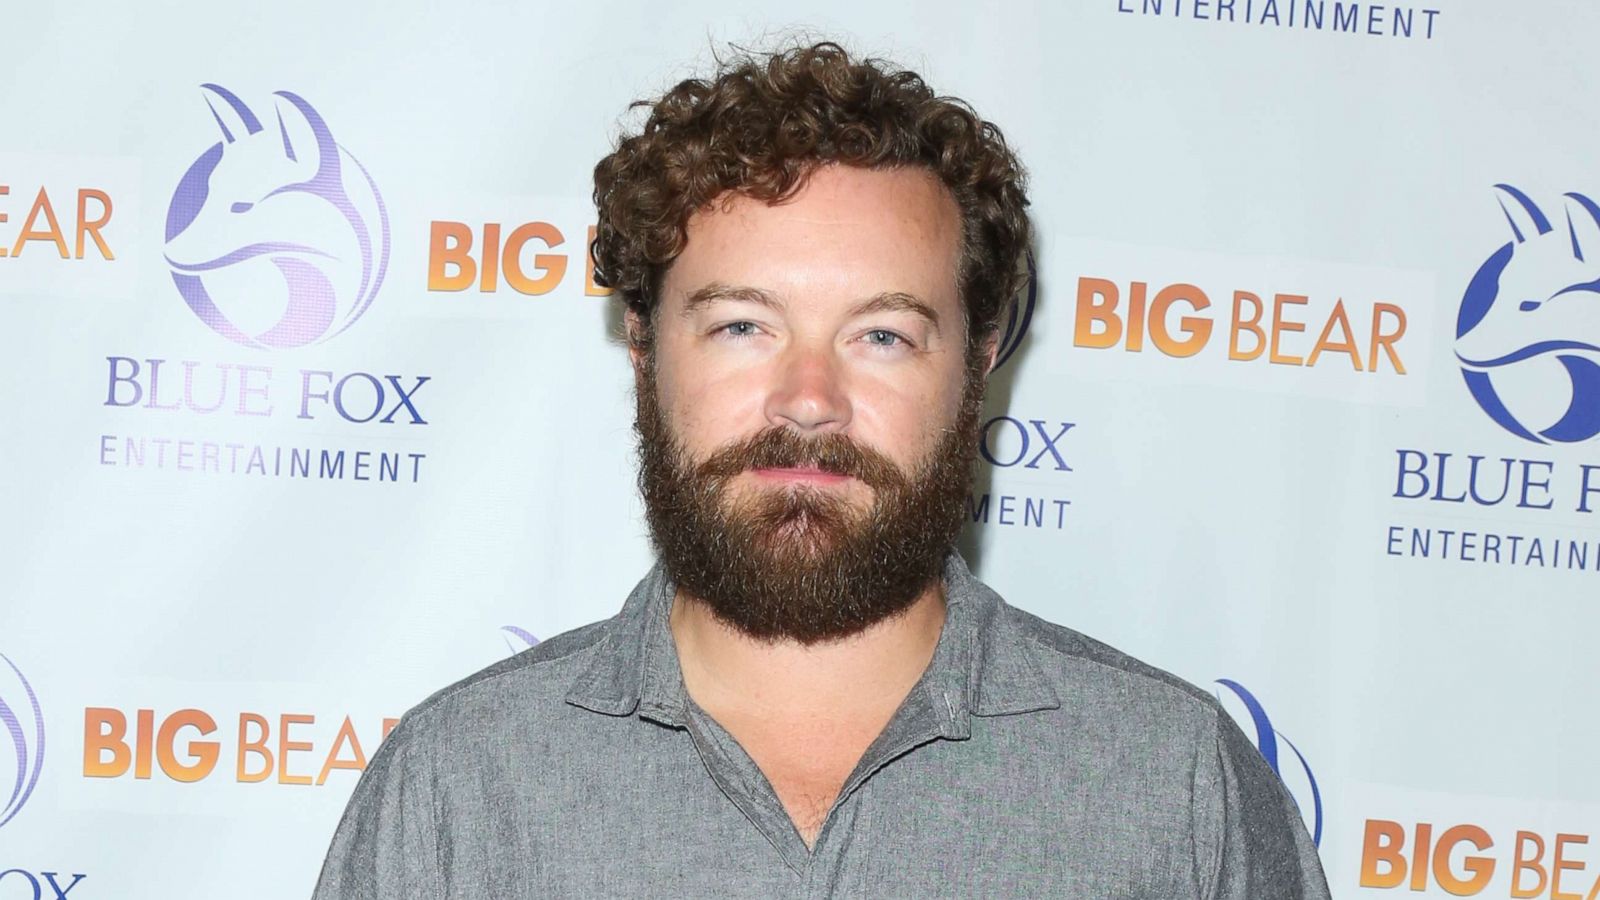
<box><xmin>80</xmin><ymin>85</ymin><xmax>444</xmax><ymax>489</ymax></box>
<box><xmin>1346</xmin><ymin>783</ymin><xmax>1600</xmax><ymax>899</ymax></box>
<box><xmin>57</xmin><ymin>678</ymin><xmax>398</xmax><ymax>818</ymax></box>
<box><xmin>1058</xmin><ymin>237</ymin><xmax>1436</xmax><ymax>406</ymax></box>
<box><xmin>0</xmin><ymin>153</ymin><xmax>140</xmax><ymax>300</ymax></box>
<box><xmin>417</xmin><ymin>193</ymin><xmax>611</xmax><ymax>313</ymax></box>
<box><xmin>1383</xmin><ymin>184</ymin><xmax>1600</xmax><ymax>575</ymax></box>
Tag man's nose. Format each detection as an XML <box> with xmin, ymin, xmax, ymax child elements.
<box><xmin>764</xmin><ymin>344</ymin><xmax>852</xmax><ymax>433</ymax></box>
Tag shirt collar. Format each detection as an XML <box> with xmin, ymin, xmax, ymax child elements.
<box><xmin>563</xmin><ymin>551</ymin><xmax>1060</xmax><ymax>729</ymax></box>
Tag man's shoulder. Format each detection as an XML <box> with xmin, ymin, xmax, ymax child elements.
<box><xmin>997</xmin><ymin>600</ymin><xmax>1224</xmax><ymax>732</ymax></box>
<box><xmin>993</xmin><ymin>600</ymin><xmax>1331</xmax><ymax>898</ymax></box>
<box><xmin>386</xmin><ymin>616</ymin><xmax>616</xmax><ymax>744</ymax></box>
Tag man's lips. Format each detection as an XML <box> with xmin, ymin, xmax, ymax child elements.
<box><xmin>747</xmin><ymin>466</ymin><xmax>854</xmax><ymax>485</ymax></box>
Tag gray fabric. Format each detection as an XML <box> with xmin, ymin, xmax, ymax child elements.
<box><xmin>313</xmin><ymin>554</ymin><xmax>1331</xmax><ymax>898</ymax></box>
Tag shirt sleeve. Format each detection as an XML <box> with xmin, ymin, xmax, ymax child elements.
<box><xmin>311</xmin><ymin>718</ymin><xmax>444</xmax><ymax>899</ymax></box>
<box><xmin>1194</xmin><ymin>709</ymin><xmax>1332</xmax><ymax>900</ymax></box>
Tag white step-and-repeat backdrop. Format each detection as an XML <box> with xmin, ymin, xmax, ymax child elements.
<box><xmin>3</xmin><ymin>1</ymin><xmax>1595</xmax><ymax>896</ymax></box>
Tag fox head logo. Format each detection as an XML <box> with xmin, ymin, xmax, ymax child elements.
<box><xmin>1455</xmin><ymin>184</ymin><xmax>1600</xmax><ymax>444</ymax></box>
<box><xmin>164</xmin><ymin>85</ymin><xmax>390</xmax><ymax>349</ymax></box>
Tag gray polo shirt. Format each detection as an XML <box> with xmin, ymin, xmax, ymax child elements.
<box><xmin>313</xmin><ymin>554</ymin><xmax>1331</xmax><ymax>898</ymax></box>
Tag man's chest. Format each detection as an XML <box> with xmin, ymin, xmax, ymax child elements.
<box><xmin>431</xmin><ymin>721</ymin><xmax>1203</xmax><ymax>899</ymax></box>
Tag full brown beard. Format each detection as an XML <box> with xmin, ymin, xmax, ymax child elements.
<box><xmin>634</xmin><ymin>350</ymin><xmax>986</xmax><ymax>645</ymax></box>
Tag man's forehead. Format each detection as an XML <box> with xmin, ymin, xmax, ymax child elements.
<box><xmin>662</xmin><ymin>166</ymin><xmax>964</xmax><ymax>311</ymax></box>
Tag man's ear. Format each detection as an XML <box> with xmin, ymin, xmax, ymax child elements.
<box><xmin>980</xmin><ymin>331</ymin><xmax>1000</xmax><ymax>376</ymax></box>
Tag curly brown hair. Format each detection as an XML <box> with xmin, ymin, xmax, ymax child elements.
<box><xmin>590</xmin><ymin>41</ymin><xmax>1031</xmax><ymax>355</ymax></box>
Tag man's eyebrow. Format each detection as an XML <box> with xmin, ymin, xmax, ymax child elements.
<box><xmin>680</xmin><ymin>284</ymin><xmax>941</xmax><ymax>334</ymax></box>
<box><xmin>680</xmin><ymin>283</ymin><xmax>784</xmax><ymax>316</ymax></box>
<box><xmin>851</xmin><ymin>292</ymin><xmax>942</xmax><ymax>333</ymax></box>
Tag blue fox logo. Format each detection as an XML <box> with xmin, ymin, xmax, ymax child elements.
<box><xmin>164</xmin><ymin>84</ymin><xmax>389</xmax><ymax>349</ymax></box>
<box><xmin>1456</xmin><ymin>184</ymin><xmax>1600</xmax><ymax>443</ymax></box>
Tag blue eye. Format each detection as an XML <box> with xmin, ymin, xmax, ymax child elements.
<box><xmin>720</xmin><ymin>321</ymin><xmax>759</xmax><ymax>338</ymax></box>
<box><xmin>864</xmin><ymin>329</ymin><xmax>904</xmax><ymax>347</ymax></box>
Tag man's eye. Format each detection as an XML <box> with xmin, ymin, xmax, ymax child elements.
<box><xmin>864</xmin><ymin>329</ymin><xmax>905</xmax><ymax>348</ymax></box>
<box><xmin>718</xmin><ymin>321</ymin><xmax>760</xmax><ymax>339</ymax></box>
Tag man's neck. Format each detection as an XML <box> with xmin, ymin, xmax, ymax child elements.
<box><xmin>667</xmin><ymin>581</ymin><xmax>948</xmax><ymax>722</ymax></box>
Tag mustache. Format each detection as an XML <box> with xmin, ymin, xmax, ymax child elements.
<box><xmin>694</xmin><ymin>427</ymin><xmax>908</xmax><ymax>491</ymax></box>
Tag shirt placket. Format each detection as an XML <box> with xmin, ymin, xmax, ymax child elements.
<box><xmin>799</xmin><ymin>681</ymin><xmax>961</xmax><ymax>899</ymax></box>
<box><xmin>627</xmin><ymin>565</ymin><xmax>980</xmax><ymax>897</ymax></box>
<box><xmin>682</xmin><ymin>701</ymin><xmax>813</xmax><ymax>875</ymax></box>
<box><xmin>678</xmin><ymin>673</ymin><xmax>967</xmax><ymax>898</ymax></box>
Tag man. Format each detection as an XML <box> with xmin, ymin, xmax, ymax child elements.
<box><xmin>314</xmin><ymin>42</ymin><xmax>1330</xmax><ymax>898</ymax></box>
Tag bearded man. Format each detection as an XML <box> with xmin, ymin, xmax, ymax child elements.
<box><xmin>314</xmin><ymin>42</ymin><xmax>1331</xmax><ymax>898</ymax></box>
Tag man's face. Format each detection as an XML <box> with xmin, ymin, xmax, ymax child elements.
<box><xmin>631</xmin><ymin>164</ymin><xmax>989</xmax><ymax>644</ymax></box>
